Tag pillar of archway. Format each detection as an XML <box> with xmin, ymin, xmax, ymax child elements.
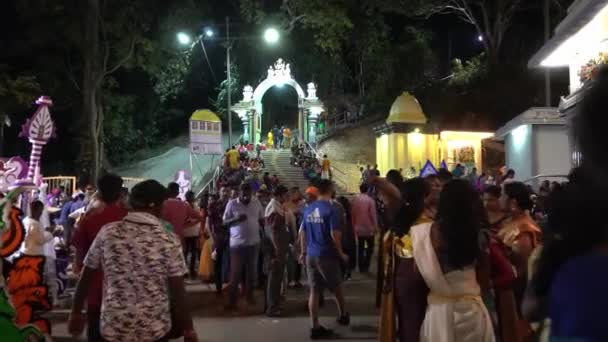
<box><xmin>232</xmin><ymin>59</ymin><xmax>325</xmax><ymax>147</ymax></box>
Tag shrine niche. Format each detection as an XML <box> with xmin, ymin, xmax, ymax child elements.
<box><xmin>233</xmin><ymin>58</ymin><xmax>324</xmax><ymax>145</ymax></box>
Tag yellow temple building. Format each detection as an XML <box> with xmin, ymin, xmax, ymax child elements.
<box><xmin>374</xmin><ymin>92</ymin><xmax>493</xmax><ymax>175</ymax></box>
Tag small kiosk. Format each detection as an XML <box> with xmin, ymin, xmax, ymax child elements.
<box><xmin>190</xmin><ymin>109</ymin><xmax>222</xmax><ymax>155</ymax></box>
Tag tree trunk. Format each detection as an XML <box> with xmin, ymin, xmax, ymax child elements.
<box><xmin>82</xmin><ymin>0</ymin><xmax>101</xmax><ymax>182</ymax></box>
<box><xmin>95</xmin><ymin>96</ymin><xmax>104</xmax><ymax>177</ymax></box>
<box><xmin>358</xmin><ymin>55</ymin><xmax>365</xmax><ymax>99</ymax></box>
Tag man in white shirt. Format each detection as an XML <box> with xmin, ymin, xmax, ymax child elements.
<box><xmin>223</xmin><ymin>183</ymin><xmax>264</xmax><ymax>310</ymax></box>
<box><xmin>23</xmin><ymin>200</ymin><xmax>53</xmax><ymax>256</ymax></box>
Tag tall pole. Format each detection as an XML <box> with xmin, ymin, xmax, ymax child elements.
<box><xmin>544</xmin><ymin>0</ymin><xmax>551</xmax><ymax>106</ymax></box>
<box><xmin>447</xmin><ymin>30</ymin><xmax>452</xmax><ymax>72</ymax></box>
<box><xmin>226</xmin><ymin>16</ymin><xmax>232</xmax><ymax>147</ymax></box>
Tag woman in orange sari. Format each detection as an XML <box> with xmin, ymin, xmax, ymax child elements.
<box><xmin>499</xmin><ymin>182</ymin><xmax>541</xmax><ymax>305</ymax></box>
<box><xmin>498</xmin><ymin>182</ymin><xmax>541</xmax><ymax>340</ymax></box>
<box><xmin>483</xmin><ymin>185</ymin><xmax>520</xmax><ymax>342</ymax></box>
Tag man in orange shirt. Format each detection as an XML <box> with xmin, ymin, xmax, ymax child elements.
<box><xmin>321</xmin><ymin>155</ymin><xmax>331</xmax><ymax>180</ymax></box>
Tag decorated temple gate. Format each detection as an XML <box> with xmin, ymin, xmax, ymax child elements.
<box><xmin>232</xmin><ymin>58</ymin><xmax>325</xmax><ymax>145</ymax></box>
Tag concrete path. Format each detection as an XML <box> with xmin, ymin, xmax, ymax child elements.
<box><xmin>50</xmin><ymin>273</ymin><xmax>380</xmax><ymax>341</ymax></box>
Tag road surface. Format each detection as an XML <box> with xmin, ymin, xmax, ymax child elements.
<box><xmin>50</xmin><ymin>272</ymin><xmax>380</xmax><ymax>341</ymax></box>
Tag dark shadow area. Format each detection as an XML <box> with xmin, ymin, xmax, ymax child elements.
<box><xmin>261</xmin><ymin>85</ymin><xmax>299</xmax><ymax>137</ymax></box>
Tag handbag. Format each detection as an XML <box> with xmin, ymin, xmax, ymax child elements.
<box><xmin>198</xmin><ymin>237</ymin><xmax>214</xmax><ymax>281</ymax></box>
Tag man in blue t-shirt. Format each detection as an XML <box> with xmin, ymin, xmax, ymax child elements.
<box><xmin>299</xmin><ymin>179</ymin><xmax>350</xmax><ymax>339</ymax></box>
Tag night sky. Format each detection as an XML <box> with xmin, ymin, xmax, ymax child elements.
<box><xmin>0</xmin><ymin>0</ymin><xmax>574</xmax><ymax>174</ymax></box>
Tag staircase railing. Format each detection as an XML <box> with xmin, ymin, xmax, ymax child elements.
<box><xmin>195</xmin><ymin>158</ymin><xmax>223</xmax><ymax>197</ymax></box>
<box><xmin>304</xmin><ymin>141</ymin><xmax>351</xmax><ymax>192</ymax></box>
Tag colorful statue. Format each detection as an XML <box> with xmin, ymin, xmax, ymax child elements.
<box><xmin>0</xmin><ymin>157</ymin><xmax>28</xmax><ymax>193</ymax></box>
<box><xmin>19</xmin><ymin>96</ymin><xmax>56</xmax><ymax>181</ymax></box>
<box><xmin>0</xmin><ymin>188</ymin><xmax>50</xmax><ymax>341</ymax></box>
<box><xmin>174</xmin><ymin>170</ymin><xmax>192</xmax><ymax>200</ymax></box>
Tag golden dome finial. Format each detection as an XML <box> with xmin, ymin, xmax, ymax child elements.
<box><xmin>386</xmin><ymin>92</ymin><xmax>427</xmax><ymax>124</ymax></box>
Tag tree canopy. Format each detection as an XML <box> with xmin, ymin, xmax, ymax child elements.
<box><xmin>0</xmin><ymin>0</ymin><xmax>573</xmax><ymax>178</ymax></box>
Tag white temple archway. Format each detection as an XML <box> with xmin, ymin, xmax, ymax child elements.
<box><xmin>233</xmin><ymin>58</ymin><xmax>324</xmax><ymax>145</ymax></box>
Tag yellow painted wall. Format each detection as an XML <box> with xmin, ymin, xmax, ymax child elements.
<box><xmin>376</xmin><ymin>134</ymin><xmax>389</xmax><ymax>175</ymax></box>
<box><xmin>376</xmin><ymin>132</ymin><xmax>440</xmax><ymax>175</ymax></box>
<box><xmin>438</xmin><ymin>131</ymin><xmax>493</xmax><ymax>171</ymax></box>
<box><xmin>376</xmin><ymin>130</ymin><xmax>492</xmax><ymax>175</ymax></box>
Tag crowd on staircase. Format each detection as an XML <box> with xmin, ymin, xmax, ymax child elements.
<box><xmin>52</xmin><ymin>135</ymin><xmax>376</xmax><ymax>340</ymax></box>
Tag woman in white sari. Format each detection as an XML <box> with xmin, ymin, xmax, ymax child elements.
<box><xmin>412</xmin><ymin>179</ymin><xmax>495</xmax><ymax>342</ymax></box>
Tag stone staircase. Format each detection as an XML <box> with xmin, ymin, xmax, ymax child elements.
<box><xmin>261</xmin><ymin>149</ymin><xmax>310</xmax><ymax>190</ymax></box>
<box><xmin>260</xmin><ymin>149</ymin><xmax>353</xmax><ymax>196</ymax></box>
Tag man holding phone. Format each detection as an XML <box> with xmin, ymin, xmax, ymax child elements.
<box><xmin>223</xmin><ymin>183</ymin><xmax>264</xmax><ymax>310</ymax></box>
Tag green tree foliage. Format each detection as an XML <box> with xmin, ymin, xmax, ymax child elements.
<box><xmin>0</xmin><ymin>65</ymin><xmax>41</xmax><ymax>155</ymax></box>
<box><xmin>449</xmin><ymin>54</ymin><xmax>487</xmax><ymax>88</ymax></box>
<box><xmin>211</xmin><ymin>63</ymin><xmax>241</xmax><ymax>117</ymax></box>
<box><xmin>402</xmin><ymin>0</ymin><xmax>525</xmax><ymax>63</ymax></box>
<box><xmin>237</xmin><ymin>0</ymin><xmax>438</xmax><ymax>116</ymax></box>
<box><xmin>0</xmin><ymin>67</ymin><xmax>41</xmax><ymax>111</ymax></box>
<box><xmin>4</xmin><ymin>0</ymin><xmax>214</xmax><ymax>173</ymax></box>
<box><xmin>154</xmin><ymin>54</ymin><xmax>193</xmax><ymax>102</ymax></box>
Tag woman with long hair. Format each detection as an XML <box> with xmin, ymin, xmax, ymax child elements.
<box><xmin>378</xmin><ymin>176</ymin><xmax>431</xmax><ymax>342</ymax></box>
<box><xmin>411</xmin><ymin>179</ymin><xmax>494</xmax><ymax>342</ymax></box>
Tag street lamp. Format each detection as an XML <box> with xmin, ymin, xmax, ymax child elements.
<box><xmin>177</xmin><ymin>32</ymin><xmax>192</xmax><ymax>45</ymax></box>
<box><xmin>264</xmin><ymin>28</ymin><xmax>280</xmax><ymax>44</ymax></box>
<box><xmin>177</xmin><ymin>21</ymin><xmax>281</xmax><ymax>147</ymax></box>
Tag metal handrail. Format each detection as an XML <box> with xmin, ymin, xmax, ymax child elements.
<box><xmin>303</xmin><ymin>141</ymin><xmax>350</xmax><ymax>190</ymax></box>
<box><xmin>195</xmin><ymin>156</ymin><xmax>223</xmax><ymax>197</ymax></box>
<box><xmin>522</xmin><ymin>174</ymin><xmax>568</xmax><ymax>184</ymax></box>
<box><xmin>304</xmin><ymin>141</ymin><xmax>347</xmax><ymax>176</ymax></box>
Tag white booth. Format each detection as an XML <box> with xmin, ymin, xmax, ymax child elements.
<box><xmin>495</xmin><ymin>107</ymin><xmax>571</xmax><ymax>186</ymax></box>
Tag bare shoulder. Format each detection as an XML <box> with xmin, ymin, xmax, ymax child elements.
<box><xmin>410</xmin><ymin>221</ymin><xmax>432</xmax><ymax>234</ymax></box>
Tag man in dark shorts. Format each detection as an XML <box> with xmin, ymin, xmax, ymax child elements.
<box><xmin>299</xmin><ymin>179</ymin><xmax>350</xmax><ymax>339</ymax></box>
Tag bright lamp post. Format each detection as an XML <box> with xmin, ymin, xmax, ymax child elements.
<box><xmin>264</xmin><ymin>28</ymin><xmax>280</xmax><ymax>44</ymax></box>
<box><xmin>177</xmin><ymin>21</ymin><xmax>280</xmax><ymax>147</ymax></box>
<box><xmin>177</xmin><ymin>32</ymin><xmax>192</xmax><ymax>45</ymax></box>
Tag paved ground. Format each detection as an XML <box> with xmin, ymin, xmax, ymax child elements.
<box><xmin>50</xmin><ymin>272</ymin><xmax>380</xmax><ymax>341</ymax></box>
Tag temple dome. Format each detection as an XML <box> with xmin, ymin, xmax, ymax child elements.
<box><xmin>191</xmin><ymin>109</ymin><xmax>220</xmax><ymax>122</ymax></box>
<box><xmin>386</xmin><ymin>92</ymin><xmax>427</xmax><ymax>124</ymax></box>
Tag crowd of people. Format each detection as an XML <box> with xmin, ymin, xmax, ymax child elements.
<box><xmin>375</xmin><ymin>68</ymin><xmax>608</xmax><ymax>342</ymax></box>
<box><xmin>55</xmin><ymin>142</ymin><xmax>373</xmax><ymax>341</ymax></box>
<box><xmin>291</xmin><ymin>144</ymin><xmax>333</xmax><ymax>182</ymax></box>
<box><xmin>375</xmin><ymin>167</ymin><xmax>544</xmax><ymax>342</ymax></box>
<box><xmin>267</xmin><ymin>124</ymin><xmax>295</xmax><ymax>150</ymax></box>
<box><xmin>6</xmin><ymin>71</ymin><xmax>608</xmax><ymax>341</ymax></box>
<box><xmin>59</xmin><ymin>141</ymin><xmax>313</xmax><ymax>341</ymax></box>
